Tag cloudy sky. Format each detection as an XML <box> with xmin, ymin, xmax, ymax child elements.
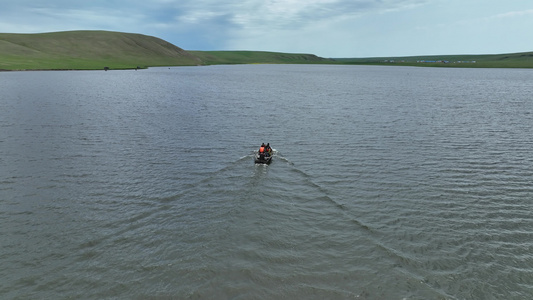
<box><xmin>1</xmin><ymin>0</ymin><xmax>532</xmax><ymax>57</ymax></box>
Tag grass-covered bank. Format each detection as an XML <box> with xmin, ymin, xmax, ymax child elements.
<box><xmin>1</xmin><ymin>30</ymin><xmax>532</xmax><ymax>70</ymax></box>
<box><xmin>0</xmin><ymin>31</ymin><xmax>201</xmax><ymax>70</ymax></box>
<box><xmin>188</xmin><ymin>50</ymin><xmax>333</xmax><ymax>65</ymax></box>
<box><xmin>335</xmin><ymin>52</ymin><xmax>533</xmax><ymax>68</ymax></box>
<box><xmin>0</xmin><ymin>31</ymin><xmax>328</xmax><ymax>70</ymax></box>
<box><xmin>188</xmin><ymin>51</ymin><xmax>533</xmax><ymax>68</ymax></box>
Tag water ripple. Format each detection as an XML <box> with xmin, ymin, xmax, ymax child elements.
<box><xmin>2</xmin><ymin>66</ymin><xmax>533</xmax><ymax>299</ymax></box>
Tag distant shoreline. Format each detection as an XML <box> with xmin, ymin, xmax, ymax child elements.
<box><xmin>2</xmin><ymin>62</ymin><xmax>532</xmax><ymax>72</ymax></box>
<box><xmin>1</xmin><ymin>31</ymin><xmax>532</xmax><ymax>70</ymax></box>
<box><xmin>0</xmin><ymin>68</ymin><xmax>144</xmax><ymax>72</ymax></box>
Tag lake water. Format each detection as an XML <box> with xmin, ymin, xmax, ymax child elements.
<box><xmin>1</xmin><ymin>65</ymin><xmax>533</xmax><ymax>299</ymax></box>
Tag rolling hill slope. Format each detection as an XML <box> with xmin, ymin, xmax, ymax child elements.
<box><xmin>189</xmin><ymin>50</ymin><xmax>332</xmax><ymax>65</ymax></box>
<box><xmin>0</xmin><ymin>30</ymin><xmax>531</xmax><ymax>70</ymax></box>
<box><xmin>335</xmin><ymin>52</ymin><xmax>533</xmax><ymax>68</ymax></box>
<box><xmin>0</xmin><ymin>31</ymin><xmax>201</xmax><ymax>70</ymax></box>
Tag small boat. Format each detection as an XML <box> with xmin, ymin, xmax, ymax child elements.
<box><xmin>254</xmin><ymin>151</ymin><xmax>273</xmax><ymax>164</ymax></box>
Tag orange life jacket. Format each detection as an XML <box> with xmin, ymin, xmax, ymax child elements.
<box><xmin>259</xmin><ymin>146</ymin><xmax>265</xmax><ymax>153</ymax></box>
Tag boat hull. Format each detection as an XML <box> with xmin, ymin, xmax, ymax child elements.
<box><xmin>254</xmin><ymin>153</ymin><xmax>272</xmax><ymax>164</ymax></box>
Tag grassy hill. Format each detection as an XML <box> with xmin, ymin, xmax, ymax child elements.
<box><xmin>0</xmin><ymin>30</ymin><xmax>532</xmax><ymax>70</ymax></box>
<box><xmin>0</xmin><ymin>31</ymin><xmax>201</xmax><ymax>70</ymax></box>
<box><xmin>189</xmin><ymin>50</ymin><xmax>332</xmax><ymax>65</ymax></box>
<box><xmin>335</xmin><ymin>52</ymin><xmax>533</xmax><ymax>68</ymax></box>
<box><xmin>0</xmin><ymin>31</ymin><xmax>331</xmax><ymax>70</ymax></box>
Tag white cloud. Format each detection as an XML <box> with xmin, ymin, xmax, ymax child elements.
<box><xmin>1</xmin><ymin>0</ymin><xmax>531</xmax><ymax>56</ymax></box>
<box><xmin>492</xmin><ymin>9</ymin><xmax>533</xmax><ymax>19</ymax></box>
<box><xmin>221</xmin><ymin>0</ymin><xmax>432</xmax><ymax>55</ymax></box>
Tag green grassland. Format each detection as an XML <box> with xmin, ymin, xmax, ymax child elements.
<box><xmin>335</xmin><ymin>52</ymin><xmax>533</xmax><ymax>68</ymax></box>
<box><xmin>1</xmin><ymin>30</ymin><xmax>532</xmax><ymax>70</ymax></box>
<box><xmin>185</xmin><ymin>51</ymin><xmax>533</xmax><ymax>68</ymax></box>
<box><xmin>0</xmin><ymin>31</ymin><xmax>201</xmax><ymax>70</ymax></box>
<box><xmin>189</xmin><ymin>50</ymin><xmax>332</xmax><ymax>65</ymax></box>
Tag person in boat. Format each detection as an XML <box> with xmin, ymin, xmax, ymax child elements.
<box><xmin>259</xmin><ymin>143</ymin><xmax>266</xmax><ymax>155</ymax></box>
<box><xmin>265</xmin><ymin>143</ymin><xmax>272</xmax><ymax>156</ymax></box>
